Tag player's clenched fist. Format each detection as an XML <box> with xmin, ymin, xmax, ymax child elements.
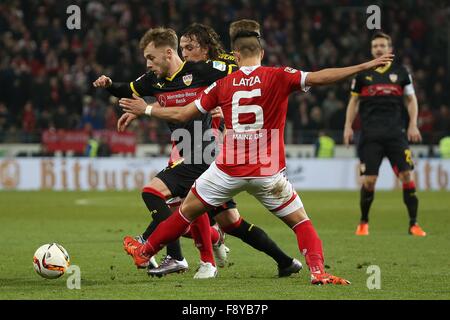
<box><xmin>93</xmin><ymin>75</ymin><xmax>112</xmax><ymax>88</ymax></box>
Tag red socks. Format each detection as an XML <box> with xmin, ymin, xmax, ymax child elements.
<box><xmin>143</xmin><ymin>208</ymin><xmax>191</xmax><ymax>256</ymax></box>
<box><xmin>210</xmin><ymin>226</ymin><xmax>220</xmax><ymax>245</ymax></box>
<box><xmin>221</xmin><ymin>217</ymin><xmax>243</xmax><ymax>233</ymax></box>
<box><xmin>403</xmin><ymin>180</ymin><xmax>416</xmax><ymax>190</ymax></box>
<box><xmin>189</xmin><ymin>213</ymin><xmax>216</xmax><ymax>266</ymax></box>
<box><xmin>182</xmin><ymin>219</ymin><xmax>221</xmax><ymax>245</ymax></box>
<box><xmin>292</xmin><ymin>219</ymin><xmax>325</xmax><ymax>274</ymax></box>
<box><xmin>142</xmin><ymin>209</ymin><xmax>217</xmax><ymax>266</ymax></box>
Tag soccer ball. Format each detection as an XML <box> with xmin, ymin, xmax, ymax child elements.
<box><xmin>33</xmin><ymin>243</ymin><xmax>70</xmax><ymax>279</ymax></box>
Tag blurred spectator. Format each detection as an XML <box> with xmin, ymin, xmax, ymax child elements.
<box><xmin>315</xmin><ymin>130</ymin><xmax>335</xmax><ymax>158</ymax></box>
<box><xmin>0</xmin><ymin>0</ymin><xmax>447</xmax><ymax>146</ymax></box>
<box><xmin>328</xmin><ymin>101</ymin><xmax>346</xmax><ymax>143</ymax></box>
<box><xmin>417</xmin><ymin>103</ymin><xmax>434</xmax><ymax>144</ymax></box>
<box><xmin>85</xmin><ymin>132</ymin><xmax>99</xmax><ymax>158</ymax></box>
<box><xmin>97</xmin><ymin>133</ymin><xmax>112</xmax><ymax>157</ymax></box>
<box><xmin>309</xmin><ymin>106</ymin><xmax>325</xmax><ymax>132</ymax></box>
<box><xmin>104</xmin><ymin>105</ymin><xmax>119</xmax><ymax>131</ymax></box>
<box><xmin>53</xmin><ymin>105</ymin><xmax>69</xmax><ymax>129</ymax></box>
<box><xmin>322</xmin><ymin>91</ymin><xmax>340</xmax><ymax>126</ymax></box>
<box><xmin>37</xmin><ymin>109</ymin><xmax>54</xmax><ymax>132</ymax></box>
<box><xmin>21</xmin><ymin>101</ymin><xmax>36</xmax><ymax>142</ymax></box>
<box><xmin>0</xmin><ymin>103</ymin><xmax>9</xmax><ymax>142</ymax></box>
<box><xmin>434</xmin><ymin>105</ymin><xmax>450</xmax><ymax>142</ymax></box>
<box><xmin>439</xmin><ymin>136</ymin><xmax>450</xmax><ymax>158</ymax></box>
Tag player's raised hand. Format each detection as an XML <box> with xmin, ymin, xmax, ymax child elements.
<box><xmin>343</xmin><ymin>126</ymin><xmax>354</xmax><ymax>146</ymax></box>
<box><xmin>93</xmin><ymin>75</ymin><xmax>112</xmax><ymax>88</ymax></box>
<box><xmin>365</xmin><ymin>53</ymin><xmax>395</xmax><ymax>70</ymax></box>
<box><xmin>210</xmin><ymin>107</ymin><xmax>223</xmax><ymax>119</ymax></box>
<box><xmin>117</xmin><ymin>112</ymin><xmax>137</xmax><ymax>132</ymax></box>
<box><xmin>119</xmin><ymin>94</ymin><xmax>147</xmax><ymax>115</ymax></box>
<box><xmin>407</xmin><ymin>125</ymin><xmax>422</xmax><ymax>143</ymax></box>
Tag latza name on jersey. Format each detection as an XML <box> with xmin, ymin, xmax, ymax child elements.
<box><xmin>233</xmin><ymin>76</ymin><xmax>261</xmax><ymax>87</ymax></box>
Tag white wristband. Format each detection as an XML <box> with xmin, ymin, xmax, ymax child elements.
<box><xmin>145</xmin><ymin>105</ymin><xmax>153</xmax><ymax>116</ymax></box>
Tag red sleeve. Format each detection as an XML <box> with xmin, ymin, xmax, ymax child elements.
<box><xmin>194</xmin><ymin>81</ymin><xmax>220</xmax><ymax>113</ymax></box>
<box><xmin>279</xmin><ymin>67</ymin><xmax>310</xmax><ymax>93</ymax></box>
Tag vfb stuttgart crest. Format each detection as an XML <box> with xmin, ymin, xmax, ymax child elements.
<box><xmin>183</xmin><ymin>74</ymin><xmax>193</xmax><ymax>86</ymax></box>
<box><xmin>389</xmin><ymin>73</ymin><xmax>398</xmax><ymax>83</ymax></box>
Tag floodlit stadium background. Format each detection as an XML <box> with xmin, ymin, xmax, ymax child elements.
<box><xmin>1</xmin><ymin>0</ymin><xmax>450</xmax><ymax>301</ymax></box>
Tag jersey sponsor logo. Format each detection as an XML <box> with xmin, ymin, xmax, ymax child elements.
<box><xmin>156</xmin><ymin>82</ymin><xmax>164</xmax><ymax>88</ymax></box>
<box><xmin>204</xmin><ymin>82</ymin><xmax>217</xmax><ymax>94</ymax></box>
<box><xmin>218</xmin><ymin>53</ymin><xmax>235</xmax><ymax>62</ymax></box>
<box><xmin>183</xmin><ymin>74</ymin><xmax>193</xmax><ymax>86</ymax></box>
<box><xmin>212</xmin><ymin>61</ymin><xmax>226</xmax><ymax>71</ymax></box>
<box><xmin>284</xmin><ymin>67</ymin><xmax>297</xmax><ymax>74</ymax></box>
<box><xmin>361</xmin><ymin>84</ymin><xmax>403</xmax><ymax>97</ymax></box>
<box><xmin>157</xmin><ymin>88</ymin><xmax>201</xmax><ymax>107</ymax></box>
<box><xmin>232</xmin><ymin>76</ymin><xmax>262</xmax><ymax>87</ymax></box>
<box><xmin>389</xmin><ymin>73</ymin><xmax>398</xmax><ymax>83</ymax></box>
<box><xmin>365</xmin><ymin>76</ymin><xmax>373</xmax><ymax>81</ymax></box>
<box><xmin>158</xmin><ymin>94</ymin><xmax>167</xmax><ymax>107</ymax></box>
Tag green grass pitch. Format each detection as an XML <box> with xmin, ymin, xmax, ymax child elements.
<box><xmin>0</xmin><ymin>190</ymin><xmax>449</xmax><ymax>300</ymax></box>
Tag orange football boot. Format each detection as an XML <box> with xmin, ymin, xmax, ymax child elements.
<box><xmin>355</xmin><ymin>222</ymin><xmax>369</xmax><ymax>236</ymax></box>
<box><xmin>409</xmin><ymin>224</ymin><xmax>427</xmax><ymax>237</ymax></box>
<box><xmin>311</xmin><ymin>272</ymin><xmax>351</xmax><ymax>285</ymax></box>
<box><xmin>123</xmin><ymin>236</ymin><xmax>151</xmax><ymax>268</ymax></box>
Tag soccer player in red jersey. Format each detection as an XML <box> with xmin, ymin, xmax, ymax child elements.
<box><xmin>120</xmin><ymin>24</ymin><xmax>393</xmax><ymax>284</ymax></box>
<box><xmin>96</xmin><ymin>27</ymin><xmax>301</xmax><ymax>279</ymax></box>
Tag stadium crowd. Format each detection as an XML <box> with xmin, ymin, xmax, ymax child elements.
<box><xmin>0</xmin><ymin>0</ymin><xmax>448</xmax><ymax>148</ymax></box>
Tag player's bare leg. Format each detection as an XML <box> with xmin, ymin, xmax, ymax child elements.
<box><xmin>215</xmin><ymin>208</ymin><xmax>301</xmax><ymax>277</ymax></box>
<box><xmin>280</xmin><ymin>207</ymin><xmax>350</xmax><ymax>285</ymax></box>
<box><xmin>398</xmin><ymin>170</ymin><xmax>426</xmax><ymax>236</ymax></box>
<box><xmin>356</xmin><ymin>175</ymin><xmax>377</xmax><ymax>236</ymax></box>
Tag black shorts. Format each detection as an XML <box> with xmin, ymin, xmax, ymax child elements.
<box><xmin>156</xmin><ymin>161</ymin><xmax>209</xmax><ymax>199</ymax></box>
<box><xmin>358</xmin><ymin>130</ymin><xmax>414</xmax><ymax>176</ymax></box>
<box><xmin>207</xmin><ymin>199</ymin><xmax>237</xmax><ymax>224</ymax></box>
<box><xmin>156</xmin><ymin>161</ymin><xmax>237</xmax><ymax>221</ymax></box>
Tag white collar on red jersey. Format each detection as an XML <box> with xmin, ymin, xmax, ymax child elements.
<box><xmin>240</xmin><ymin>65</ymin><xmax>261</xmax><ymax>75</ymax></box>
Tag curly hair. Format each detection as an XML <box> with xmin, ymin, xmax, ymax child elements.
<box><xmin>181</xmin><ymin>23</ymin><xmax>225</xmax><ymax>60</ymax></box>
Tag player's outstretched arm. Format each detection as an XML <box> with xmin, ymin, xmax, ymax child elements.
<box><xmin>119</xmin><ymin>94</ymin><xmax>201</xmax><ymax>123</ymax></box>
<box><xmin>305</xmin><ymin>53</ymin><xmax>394</xmax><ymax>86</ymax></box>
<box><xmin>343</xmin><ymin>95</ymin><xmax>359</xmax><ymax>146</ymax></box>
<box><xmin>93</xmin><ymin>75</ymin><xmax>134</xmax><ymax>98</ymax></box>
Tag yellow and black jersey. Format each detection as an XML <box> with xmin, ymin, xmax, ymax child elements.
<box><xmin>130</xmin><ymin>59</ymin><xmax>236</xmax><ymax>99</ymax></box>
<box><xmin>350</xmin><ymin>62</ymin><xmax>414</xmax><ymax>132</ymax></box>
<box><xmin>107</xmin><ymin>60</ymin><xmax>237</xmax><ymax>163</ymax></box>
<box><xmin>217</xmin><ymin>52</ymin><xmax>236</xmax><ymax>64</ymax></box>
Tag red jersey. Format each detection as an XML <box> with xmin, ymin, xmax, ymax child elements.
<box><xmin>195</xmin><ymin>65</ymin><xmax>310</xmax><ymax>177</ymax></box>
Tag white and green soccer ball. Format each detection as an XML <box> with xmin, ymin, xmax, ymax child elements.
<box><xmin>33</xmin><ymin>243</ymin><xmax>70</xmax><ymax>279</ymax></box>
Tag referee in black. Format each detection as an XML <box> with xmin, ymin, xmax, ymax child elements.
<box><xmin>344</xmin><ymin>32</ymin><xmax>426</xmax><ymax>237</ymax></box>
